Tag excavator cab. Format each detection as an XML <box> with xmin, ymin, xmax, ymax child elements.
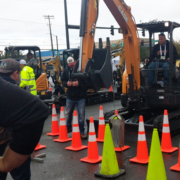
<box><xmin>110</xmin><ymin>21</ymin><xmax>180</xmax><ymax>135</ymax></box>
<box><xmin>4</xmin><ymin>46</ymin><xmax>53</xmax><ymax>104</ymax></box>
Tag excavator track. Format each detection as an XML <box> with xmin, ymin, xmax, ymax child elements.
<box><xmin>104</xmin><ymin>107</ymin><xmax>180</xmax><ymax>137</ymax></box>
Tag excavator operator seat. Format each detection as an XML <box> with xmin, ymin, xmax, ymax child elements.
<box><xmin>36</xmin><ymin>73</ymin><xmax>49</xmax><ymax>91</ymax></box>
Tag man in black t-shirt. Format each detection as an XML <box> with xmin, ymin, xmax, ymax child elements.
<box><xmin>0</xmin><ymin>77</ymin><xmax>49</xmax><ymax>174</ymax></box>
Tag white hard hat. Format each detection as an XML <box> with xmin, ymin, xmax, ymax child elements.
<box><xmin>19</xmin><ymin>59</ymin><xmax>26</xmax><ymax>65</ymax></box>
<box><xmin>67</xmin><ymin>56</ymin><xmax>75</xmax><ymax>64</ymax></box>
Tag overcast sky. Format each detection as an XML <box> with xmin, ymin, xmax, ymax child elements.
<box><xmin>0</xmin><ymin>0</ymin><xmax>180</xmax><ymax>52</ymax></box>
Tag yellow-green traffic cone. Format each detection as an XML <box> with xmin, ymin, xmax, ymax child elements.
<box><xmin>146</xmin><ymin>128</ymin><xmax>167</xmax><ymax>180</ymax></box>
<box><xmin>94</xmin><ymin>124</ymin><xmax>125</xmax><ymax>179</ymax></box>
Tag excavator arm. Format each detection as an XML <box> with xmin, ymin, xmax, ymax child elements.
<box><xmin>104</xmin><ymin>0</ymin><xmax>140</xmax><ymax>99</ymax></box>
<box><xmin>72</xmin><ymin>0</ymin><xmax>112</xmax><ymax>91</ymax></box>
<box><xmin>72</xmin><ymin>0</ymin><xmax>140</xmax><ymax>97</ymax></box>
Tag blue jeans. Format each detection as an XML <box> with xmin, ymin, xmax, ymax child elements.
<box><xmin>66</xmin><ymin>98</ymin><xmax>86</xmax><ymax>134</ymax></box>
<box><xmin>148</xmin><ymin>62</ymin><xmax>169</xmax><ymax>85</ymax></box>
<box><xmin>0</xmin><ymin>142</ymin><xmax>31</xmax><ymax>180</ymax></box>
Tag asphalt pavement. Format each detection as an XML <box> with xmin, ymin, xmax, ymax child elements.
<box><xmin>7</xmin><ymin>98</ymin><xmax>180</xmax><ymax>180</ymax></box>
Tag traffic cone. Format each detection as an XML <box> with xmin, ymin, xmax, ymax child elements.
<box><xmin>49</xmin><ymin>83</ymin><xmax>52</xmax><ymax>91</ymax></box>
<box><xmin>81</xmin><ymin>117</ymin><xmax>102</xmax><ymax>163</ymax></box>
<box><xmin>161</xmin><ymin>110</ymin><xmax>178</xmax><ymax>153</ymax></box>
<box><xmin>109</xmin><ymin>86</ymin><xmax>113</xmax><ymax>92</ymax></box>
<box><xmin>129</xmin><ymin>115</ymin><xmax>149</xmax><ymax>164</ymax></box>
<box><xmin>96</xmin><ymin>105</ymin><xmax>105</xmax><ymax>142</ymax></box>
<box><xmin>113</xmin><ymin>110</ymin><xmax>130</xmax><ymax>152</ymax></box>
<box><xmin>54</xmin><ymin>106</ymin><xmax>72</xmax><ymax>142</ymax></box>
<box><xmin>94</xmin><ymin>123</ymin><xmax>125</xmax><ymax>178</ymax></box>
<box><xmin>66</xmin><ymin>111</ymin><xmax>87</xmax><ymax>151</ymax></box>
<box><xmin>47</xmin><ymin>104</ymin><xmax>59</xmax><ymax>136</ymax></box>
<box><xmin>146</xmin><ymin>128</ymin><xmax>167</xmax><ymax>180</ymax></box>
<box><xmin>34</xmin><ymin>142</ymin><xmax>46</xmax><ymax>151</ymax></box>
<box><xmin>170</xmin><ymin>142</ymin><xmax>180</xmax><ymax>171</ymax></box>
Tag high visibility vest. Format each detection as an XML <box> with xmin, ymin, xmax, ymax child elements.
<box><xmin>20</xmin><ymin>66</ymin><xmax>37</xmax><ymax>95</ymax></box>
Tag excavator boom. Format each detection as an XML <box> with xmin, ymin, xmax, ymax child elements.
<box><xmin>72</xmin><ymin>0</ymin><xmax>140</xmax><ymax>97</ymax></box>
<box><xmin>104</xmin><ymin>0</ymin><xmax>140</xmax><ymax>94</ymax></box>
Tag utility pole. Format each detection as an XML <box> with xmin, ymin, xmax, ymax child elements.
<box><xmin>56</xmin><ymin>36</ymin><xmax>58</xmax><ymax>52</ymax></box>
<box><xmin>44</xmin><ymin>15</ymin><xmax>54</xmax><ymax>57</ymax></box>
<box><xmin>64</xmin><ymin>0</ymin><xmax>70</xmax><ymax>49</ymax></box>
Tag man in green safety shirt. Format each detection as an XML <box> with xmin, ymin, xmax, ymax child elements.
<box><xmin>19</xmin><ymin>59</ymin><xmax>37</xmax><ymax>95</ymax></box>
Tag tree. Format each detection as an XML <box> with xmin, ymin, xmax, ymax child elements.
<box><xmin>0</xmin><ymin>50</ymin><xmax>23</xmax><ymax>60</ymax></box>
<box><xmin>140</xmin><ymin>46</ymin><xmax>149</xmax><ymax>62</ymax></box>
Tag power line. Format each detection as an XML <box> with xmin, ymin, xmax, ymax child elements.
<box><xmin>0</xmin><ymin>18</ymin><xmax>64</xmax><ymax>26</ymax></box>
<box><xmin>14</xmin><ymin>0</ymin><xmax>81</xmax><ymax>3</ymax></box>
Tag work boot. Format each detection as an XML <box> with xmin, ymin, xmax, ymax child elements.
<box><xmin>80</xmin><ymin>133</ymin><xmax>87</xmax><ymax>139</ymax></box>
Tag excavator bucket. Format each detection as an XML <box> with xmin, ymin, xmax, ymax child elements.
<box><xmin>72</xmin><ymin>46</ymin><xmax>112</xmax><ymax>91</ymax></box>
<box><xmin>36</xmin><ymin>73</ymin><xmax>49</xmax><ymax>91</ymax></box>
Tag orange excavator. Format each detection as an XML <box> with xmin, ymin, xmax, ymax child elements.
<box><xmin>73</xmin><ymin>0</ymin><xmax>180</xmax><ymax>135</ymax></box>
<box><xmin>72</xmin><ymin>0</ymin><xmax>140</xmax><ymax>95</ymax></box>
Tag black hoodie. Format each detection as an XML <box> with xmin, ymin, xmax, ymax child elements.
<box><xmin>61</xmin><ymin>66</ymin><xmax>87</xmax><ymax>100</ymax></box>
<box><xmin>149</xmin><ymin>40</ymin><xmax>177</xmax><ymax>64</ymax></box>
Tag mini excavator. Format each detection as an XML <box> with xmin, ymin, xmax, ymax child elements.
<box><xmin>4</xmin><ymin>46</ymin><xmax>54</xmax><ymax>110</ymax></box>
<box><xmin>72</xmin><ymin>0</ymin><xmax>180</xmax><ymax>135</ymax></box>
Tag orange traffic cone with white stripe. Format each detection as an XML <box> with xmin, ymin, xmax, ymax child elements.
<box><xmin>66</xmin><ymin>111</ymin><xmax>87</xmax><ymax>151</ymax></box>
<box><xmin>129</xmin><ymin>115</ymin><xmax>149</xmax><ymax>164</ymax></box>
<box><xmin>54</xmin><ymin>106</ymin><xmax>72</xmax><ymax>142</ymax></box>
<box><xmin>49</xmin><ymin>83</ymin><xmax>52</xmax><ymax>91</ymax></box>
<box><xmin>170</xmin><ymin>142</ymin><xmax>180</xmax><ymax>171</ymax></box>
<box><xmin>34</xmin><ymin>142</ymin><xmax>46</xmax><ymax>151</ymax></box>
<box><xmin>96</xmin><ymin>105</ymin><xmax>105</xmax><ymax>142</ymax></box>
<box><xmin>47</xmin><ymin>104</ymin><xmax>59</xmax><ymax>136</ymax></box>
<box><xmin>161</xmin><ymin>109</ymin><xmax>178</xmax><ymax>153</ymax></box>
<box><xmin>109</xmin><ymin>86</ymin><xmax>113</xmax><ymax>92</ymax></box>
<box><xmin>81</xmin><ymin>117</ymin><xmax>102</xmax><ymax>163</ymax></box>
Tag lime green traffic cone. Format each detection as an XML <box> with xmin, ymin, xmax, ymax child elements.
<box><xmin>146</xmin><ymin>128</ymin><xmax>167</xmax><ymax>180</ymax></box>
<box><xmin>94</xmin><ymin>124</ymin><xmax>125</xmax><ymax>179</ymax></box>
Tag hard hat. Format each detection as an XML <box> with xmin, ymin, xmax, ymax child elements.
<box><xmin>67</xmin><ymin>56</ymin><xmax>75</xmax><ymax>64</ymax></box>
<box><xmin>19</xmin><ymin>59</ymin><xmax>27</xmax><ymax>65</ymax></box>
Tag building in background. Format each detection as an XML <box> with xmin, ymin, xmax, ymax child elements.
<box><xmin>36</xmin><ymin>49</ymin><xmax>64</xmax><ymax>60</ymax></box>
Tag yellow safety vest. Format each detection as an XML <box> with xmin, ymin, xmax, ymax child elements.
<box><xmin>20</xmin><ymin>66</ymin><xmax>37</xmax><ymax>95</ymax></box>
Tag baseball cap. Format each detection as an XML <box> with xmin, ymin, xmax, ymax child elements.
<box><xmin>19</xmin><ymin>59</ymin><xmax>27</xmax><ymax>65</ymax></box>
<box><xmin>0</xmin><ymin>58</ymin><xmax>20</xmax><ymax>73</ymax></box>
<box><xmin>67</xmin><ymin>56</ymin><xmax>75</xmax><ymax>64</ymax></box>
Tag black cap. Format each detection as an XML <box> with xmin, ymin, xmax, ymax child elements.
<box><xmin>0</xmin><ymin>58</ymin><xmax>20</xmax><ymax>73</ymax></box>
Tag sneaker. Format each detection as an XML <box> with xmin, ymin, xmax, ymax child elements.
<box><xmin>67</xmin><ymin>129</ymin><xmax>72</xmax><ymax>133</ymax></box>
<box><xmin>80</xmin><ymin>134</ymin><xmax>87</xmax><ymax>139</ymax></box>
